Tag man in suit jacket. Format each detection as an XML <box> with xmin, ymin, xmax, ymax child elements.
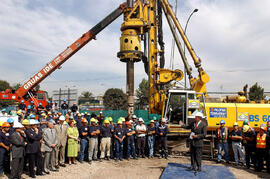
<box><xmin>43</xmin><ymin>120</ymin><xmax>58</xmax><ymax>173</ymax></box>
<box><xmin>54</xmin><ymin>116</ymin><xmax>68</xmax><ymax>167</ymax></box>
<box><xmin>182</xmin><ymin>112</ymin><xmax>207</xmax><ymax>172</ymax></box>
<box><xmin>10</xmin><ymin>122</ymin><xmax>26</xmax><ymax>179</ymax></box>
<box><xmin>25</xmin><ymin>120</ymin><xmax>43</xmax><ymax>178</ymax></box>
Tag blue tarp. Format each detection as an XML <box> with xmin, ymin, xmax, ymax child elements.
<box><xmin>161</xmin><ymin>163</ymin><xmax>236</xmax><ymax>179</ymax></box>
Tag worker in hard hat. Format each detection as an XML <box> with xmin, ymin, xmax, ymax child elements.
<box><xmin>7</xmin><ymin>118</ymin><xmax>15</xmax><ymax>136</ymax></box>
<box><xmin>114</xmin><ymin>120</ymin><xmax>126</xmax><ymax>162</ymax></box>
<box><xmin>79</xmin><ymin>118</ymin><xmax>89</xmax><ymax>163</ymax></box>
<box><xmin>100</xmin><ymin>119</ymin><xmax>113</xmax><ymax>160</ymax></box>
<box><xmin>147</xmin><ymin>120</ymin><xmax>156</xmax><ymax>158</ymax></box>
<box><xmin>242</xmin><ymin>125</ymin><xmax>256</xmax><ymax>169</ymax></box>
<box><xmin>9</xmin><ymin>122</ymin><xmax>25</xmax><ymax>179</ymax></box>
<box><xmin>0</xmin><ymin>122</ymin><xmax>11</xmax><ymax>177</ymax></box>
<box><xmin>108</xmin><ymin>117</ymin><xmax>115</xmax><ymax>159</ymax></box>
<box><xmin>0</xmin><ymin>109</ymin><xmax>7</xmax><ymax>117</ymax></box>
<box><xmin>70</xmin><ymin>102</ymin><xmax>78</xmax><ymax>115</ymax></box>
<box><xmin>22</xmin><ymin>119</ymin><xmax>30</xmax><ymax>130</ymax></box>
<box><xmin>153</xmin><ymin>117</ymin><xmax>160</xmax><ymax>156</ymax></box>
<box><xmin>60</xmin><ymin>99</ymin><xmax>69</xmax><ymax>116</ymax></box>
<box><xmin>45</xmin><ymin>101</ymin><xmax>52</xmax><ymax>113</ymax></box>
<box><xmin>18</xmin><ymin>100</ymin><xmax>26</xmax><ymax>112</ymax></box>
<box><xmin>157</xmin><ymin>118</ymin><xmax>169</xmax><ymax>159</ymax></box>
<box><xmin>36</xmin><ymin>103</ymin><xmax>44</xmax><ymax>115</ymax></box>
<box><xmin>125</xmin><ymin>121</ymin><xmax>137</xmax><ymax>160</ymax></box>
<box><xmin>54</xmin><ymin>115</ymin><xmax>68</xmax><ymax>168</ymax></box>
<box><xmin>216</xmin><ymin>120</ymin><xmax>229</xmax><ymax>164</ymax></box>
<box><xmin>135</xmin><ymin>118</ymin><xmax>146</xmax><ymax>158</ymax></box>
<box><xmin>25</xmin><ymin>119</ymin><xmax>43</xmax><ymax>177</ymax></box>
<box><xmin>229</xmin><ymin>122</ymin><xmax>246</xmax><ymax>166</ymax></box>
<box><xmin>88</xmin><ymin>118</ymin><xmax>100</xmax><ymax>164</ymax></box>
<box><xmin>40</xmin><ymin>113</ymin><xmax>48</xmax><ymax>130</ymax></box>
<box><xmin>255</xmin><ymin>124</ymin><xmax>267</xmax><ymax>172</ymax></box>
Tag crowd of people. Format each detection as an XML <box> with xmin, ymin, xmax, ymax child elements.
<box><xmin>216</xmin><ymin>119</ymin><xmax>270</xmax><ymax>173</ymax></box>
<box><xmin>0</xmin><ymin>100</ymin><xmax>169</xmax><ymax>179</ymax></box>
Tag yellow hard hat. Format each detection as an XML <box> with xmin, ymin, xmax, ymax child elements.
<box><xmin>104</xmin><ymin>119</ymin><xmax>109</xmax><ymax>124</ymax></box>
<box><xmin>17</xmin><ymin>110</ymin><xmax>22</xmax><ymax>115</ymax></box>
<box><xmin>233</xmin><ymin>122</ymin><xmax>238</xmax><ymax>126</ymax></box>
<box><xmin>121</xmin><ymin>117</ymin><xmax>125</xmax><ymax>122</ymax></box>
<box><xmin>150</xmin><ymin>120</ymin><xmax>154</xmax><ymax>123</ymax></box>
<box><xmin>243</xmin><ymin>125</ymin><xmax>250</xmax><ymax>132</ymax></box>
<box><xmin>90</xmin><ymin>118</ymin><xmax>96</xmax><ymax>123</ymax></box>
<box><xmin>22</xmin><ymin>119</ymin><xmax>30</xmax><ymax>125</ymax></box>
<box><xmin>41</xmin><ymin>113</ymin><xmax>46</xmax><ymax>116</ymax></box>
<box><xmin>0</xmin><ymin>121</ymin><xmax>4</xmax><ymax>127</ymax></box>
<box><xmin>95</xmin><ymin>119</ymin><xmax>98</xmax><ymax>124</ymax></box>
<box><xmin>117</xmin><ymin>120</ymin><xmax>122</xmax><ymax>124</ymax></box>
<box><xmin>109</xmin><ymin>117</ymin><xmax>113</xmax><ymax>122</ymax></box>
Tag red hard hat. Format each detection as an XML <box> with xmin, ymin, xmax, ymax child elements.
<box><xmin>125</xmin><ymin>121</ymin><xmax>131</xmax><ymax>125</ymax></box>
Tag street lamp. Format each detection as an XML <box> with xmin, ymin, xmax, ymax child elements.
<box><xmin>183</xmin><ymin>8</ymin><xmax>198</xmax><ymax>89</ymax></box>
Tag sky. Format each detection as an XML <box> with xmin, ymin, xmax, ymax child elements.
<box><xmin>0</xmin><ymin>0</ymin><xmax>270</xmax><ymax>97</ymax></box>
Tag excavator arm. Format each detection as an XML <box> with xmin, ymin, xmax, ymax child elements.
<box><xmin>15</xmin><ymin>3</ymin><xmax>127</xmax><ymax>99</ymax></box>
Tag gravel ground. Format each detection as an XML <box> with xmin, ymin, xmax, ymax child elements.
<box><xmin>3</xmin><ymin>156</ymin><xmax>269</xmax><ymax>179</ymax></box>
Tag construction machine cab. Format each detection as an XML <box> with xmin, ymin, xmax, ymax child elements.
<box><xmin>164</xmin><ymin>89</ymin><xmax>207</xmax><ymax>126</ymax></box>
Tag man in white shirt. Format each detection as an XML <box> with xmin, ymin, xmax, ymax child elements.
<box><xmin>135</xmin><ymin>118</ymin><xmax>146</xmax><ymax>158</ymax></box>
<box><xmin>0</xmin><ymin>109</ymin><xmax>7</xmax><ymax>116</ymax></box>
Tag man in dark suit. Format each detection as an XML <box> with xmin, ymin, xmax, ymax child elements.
<box><xmin>10</xmin><ymin>122</ymin><xmax>26</xmax><ymax>179</ymax></box>
<box><xmin>181</xmin><ymin>111</ymin><xmax>207</xmax><ymax>172</ymax></box>
<box><xmin>25</xmin><ymin>120</ymin><xmax>43</xmax><ymax>178</ymax></box>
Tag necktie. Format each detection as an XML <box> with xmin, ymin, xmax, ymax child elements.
<box><xmin>195</xmin><ymin>122</ymin><xmax>198</xmax><ymax>129</ymax></box>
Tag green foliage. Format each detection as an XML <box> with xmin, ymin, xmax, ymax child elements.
<box><xmin>80</xmin><ymin>91</ymin><xmax>94</xmax><ymax>99</ymax></box>
<box><xmin>249</xmin><ymin>82</ymin><xmax>264</xmax><ymax>101</ymax></box>
<box><xmin>0</xmin><ymin>80</ymin><xmax>11</xmax><ymax>91</ymax></box>
<box><xmin>135</xmin><ymin>78</ymin><xmax>149</xmax><ymax>109</ymax></box>
<box><xmin>12</xmin><ymin>83</ymin><xmax>22</xmax><ymax>90</ymax></box>
<box><xmin>103</xmin><ymin>88</ymin><xmax>127</xmax><ymax>110</ymax></box>
<box><xmin>35</xmin><ymin>84</ymin><xmax>40</xmax><ymax>91</ymax></box>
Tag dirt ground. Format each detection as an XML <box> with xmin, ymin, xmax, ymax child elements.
<box><xmin>2</xmin><ymin>156</ymin><xmax>268</xmax><ymax>179</ymax></box>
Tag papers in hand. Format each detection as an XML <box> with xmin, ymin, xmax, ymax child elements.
<box><xmin>189</xmin><ymin>132</ymin><xmax>195</xmax><ymax>140</ymax></box>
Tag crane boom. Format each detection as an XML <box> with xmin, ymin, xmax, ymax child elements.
<box><xmin>15</xmin><ymin>3</ymin><xmax>127</xmax><ymax>98</ymax></box>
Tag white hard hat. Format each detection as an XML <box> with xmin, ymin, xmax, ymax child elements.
<box><xmin>13</xmin><ymin>122</ymin><xmax>24</xmax><ymax>128</ymax></box>
<box><xmin>195</xmin><ymin>111</ymin><xmax>203</xmax><ymax>118</ymax></box>
<box><xmin>68</xmin><ymin>109</ymin><xmax>71</xmax><ymax>112</ymax></box>
<box><xmin>29</xmin><ymin>119</ymin><xmax>36</xmax><ymax>125</ymax></box>
<box><xmin>59</xmin><ymin>115</ymin><xmax>66</xmax><ymax>121</ymax></box>
<box><xmin>132</xmin><ymin>115</ymin><xmax>137</xmax><ymax>118</ymax></box>
<box><xmin>138</xmin><ymin>117</ymin><xmax>144</xmax><ymax>122</ymax></box>
<box><xmin>161</xmin><ymin>118</ymin><xmax>166</xmax><ymax>123</ymax></box>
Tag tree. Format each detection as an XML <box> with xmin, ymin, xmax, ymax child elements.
<box><xmin>103</xmin><ymin>88</ymin><xmax>127</xmax><ymax>110</ymax></box>
<box><xmin>35</xmin><ymin>84</ymin><xmax>40</xmax><ymax>91</ymax></box>
<box><xmin>135</xmin><ymin>78</ymin><xmax>149</xmax><ymax>109</ymax></box>
<box><xmin>249</xmin><ymin>82</ymin><xmax>264</xmax><ymax>102</ymax></box>
<box><xmin>80</xmin><ymin>91</ymin><xmax>94</xmax><ymax>99</ymax></box>
<box><xmin>12</xmin><ymin>83</ymin><xmax>22</xmax><ymax>91</ymax></box>
<box><xmin>0</xmin><ymin>80</ymin><xmax>11</xmax><ymax>91</ymax></box>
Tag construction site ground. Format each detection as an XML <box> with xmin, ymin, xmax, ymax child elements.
<box><xmin>4</xmin><ymin>138</ymin><xmax>270</xmax><ymax>179</ymax></box>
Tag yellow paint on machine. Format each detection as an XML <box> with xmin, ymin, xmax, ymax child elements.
<box><xmin>203</xmin><ymin>103</ymin><xmax>270</xmax><ymax>130</ymax></box>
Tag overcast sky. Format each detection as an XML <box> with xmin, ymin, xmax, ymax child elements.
<box><xmin>0</xmin><ymin>0</ymin><xmax>270</xmax><ymax>97</ymax></box>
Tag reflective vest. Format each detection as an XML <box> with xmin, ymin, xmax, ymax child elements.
<box><xmin>256</xmin><ymin>133</ymin><xmax>266</xmax><ymax>149</ymax></box>
<box><xmin>217</xmin><ymin>127</ymin><xmax>227</xmax><ymax>141</ymax></box>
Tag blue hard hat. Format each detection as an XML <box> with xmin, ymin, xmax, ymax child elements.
<box><xmin>63</xmin><ymin>99</ymin><xmax>67</xmax><ymax>102</ymax></box>
<box><xmin>1</xmin><ymin>109</ymin><xmax>6</xmax><ymax>112</ymax></box>
<box><xmin>47</xmin><ymin>101</ymin><xmax>50</xmax><ymax>103</ymax></box>
<box><xmin>30</xmin><ymin>114</ymin><xmax>36</xmax><ymax>119</ymax></box>
<box><xmin>27</xmin><ymin>105</ymin><xmax>31</xmax><ymax>109</ymax></box>
<box><xmin>220</xmin><ymin>120</ymin><xmax>225</xmax><ymax>124</ymax></box>
<box><xmin>30</xmin><ymin>101</ymin><xmax>34</xmax><ymax>104</ymax></box>
<box><xmin>7</xmin><ymin>118</ymin><xmax>14</xmax><ymax>123</ymax></box>
<box><xmin>39</xmin><ymin>103</ymin><xmax>42</xmax><ymax>105</ymax></box>
<box><xmin>35</xmin><ymin>120</ymin><xmax>40</xmax><ymax>125</ymax></box>
<box><xmin>21</xmin><ymin>100</ymin><xmax>24</xmax><ymax>103</ymax></box>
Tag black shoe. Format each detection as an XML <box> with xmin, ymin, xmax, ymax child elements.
<box><xmin>127</xmin><ymin>158</ymin><xmax>130</xmax><ymax>161</ymax></box>
<box><xmin>55</xmin><ymin>165</ymin><xmax>59</xmax><ymax>169</ymax></box>
<box><xmin>142</xmin><ymin>155</ymin><xmax>145</xmax><ymax>158</ymax></box>
<box><xmin>30</xmin><ymin>175</ymin><xmax>36</xmax><ymax>178</ymax></box>
<box><xmin>197</xmin><ymin>167</ymin><xmax>201</xmax><ymax>172</ymax></box>
<box><xmin>36</xmin><ymin>173</ymin><xmax>45</xmax><ymax>176</ymax></box>
<box><xmin>133</xmin><ymin>157</ymin><xmax>138</xmax><ymax>160</ymax></box>
<box><xmin>120</xmin><ymin>158</ymin><xmax>123</xmax><ymax>161</ymax></box>
<box><xmin>115</xmin><ymin>159</ymin><xmax>119</xmax><ymax>162</ymax></box>
<box><xmin>44</xmin><ymin>171</ymin><xmax>50</xmax><ymax>174</ymax></box>
<box><xmin>52</xmin><ymin>169</ymin><xmax>59</xmax><ymax>172</ymax></box>
<box><xmin>88</xmin><ymin>161</ymin><xmax>92</xmax><ymax>165</ymax></box>
<box><xmin>107</xmin><ymin>157</ymin><xmax>110</xmax><ymax>161</ymax></box>
<box><xmin>59</xmin><ymin>163</ymin><xmax>66</xmax><ymax>167</ymax></box>
<box><xmin>188</xmin><ymin>166</ymin><xmax>195</xmax><ymax>171</ymax></box>
<box><xmin>217</xmin><ymin>160</ymin><xmax>221</xmax><ymax>163</ymax></box>
<box><xmin>79</xmin><ymin>160</ymin><xmax>83</xmax><ymax>163</ymax></box>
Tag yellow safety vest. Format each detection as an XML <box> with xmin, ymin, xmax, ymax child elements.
<box><xmin>256</xmin><ymin>133</ymin><xmax>266</xmax><ymax>149</ymax></box>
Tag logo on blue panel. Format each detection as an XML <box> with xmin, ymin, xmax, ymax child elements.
<box><xmin>209</xmin><ymin>107</ymin><xmax>227</xmax><ymax>118</ymax></box>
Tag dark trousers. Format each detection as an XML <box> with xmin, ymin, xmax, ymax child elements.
<box><xmin>127</xmin><ymin>140</ymin><xmax>136</xmax><ymax>159</ymax></box>
<box><xmin>267</xmin><ymin>149</ymin><xmax>270</xmax><ymax>173</ymax></box>
<box><xmin>256</xmin><ymin>148</ymin><xmax>266</xmax><ymax>172</ymax></box>
<box><xmin>11</xmin><ymin>157</ymin><xmax>24</xmax><ymax>179</ymax></box>
<box><xmin>110</xmin><ymin>137</ymin><xmax>115</xmax><ymax>159</ymax></box>
<box><xmin>115</xmin><ymin>140</ymin><xmax>123</xmax><ymax>160</ymax></box>
<box><xmin>245</xmin><ymin>145</ymin><xmax>256</xmax><ymax>168</ymax></box>
<box><xmin>28</xmin><ymin>152</ymin><xmax>42</xmax><ymax>177</ymax></box>
<box><xmin>0</xmin><ymin>148</ymin><xmax>10</xmax><ymax>174</ymax></box>
<box><xmin>137</xmin><ymin>137</ymin><xmax>145</xmax><ymax>157</ymax></box>
<box><xmin>190</xmin><ymin>145</ymin><xmax>202</xmax><ymax>170</ymax></box>
<box><xmin>159</xmin><ymin>136</ymin><xmax>168</xmax><ymax>157</ymax></box>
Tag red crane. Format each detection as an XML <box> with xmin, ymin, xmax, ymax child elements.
<box><xmin>0</xmin><ymin>2</ymin><xmax>127</xmax><ymax>107</ymax></box>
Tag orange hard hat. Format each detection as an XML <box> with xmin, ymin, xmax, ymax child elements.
<box><xmin>2</xmin><ymin>122</ymin><xmax>10</xmax><ymax>128</ymax></box>
<box><xmin>58</xmin><ymin>112</ymin><xmax>62</xmax><ymax>115</ymax></box>
<box><xmin>125</xmin><ymin>121</ymin><xmax>131</xmax><ymax>125</ymax></box>
<box><xmin>81</xmin><ymin>118</ymin><xmax>88</xmax><ymax>123</ymax></box>
<box><xmin>260</xmin><ymin>126</ymin><xmax>267</xmax><ymax>131</ymax></box>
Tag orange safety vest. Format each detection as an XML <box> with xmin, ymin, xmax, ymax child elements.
<box><xmin>256</xmin><ymin>133</ymin><xmax>267</xmax><ymax>149</ymax></box>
